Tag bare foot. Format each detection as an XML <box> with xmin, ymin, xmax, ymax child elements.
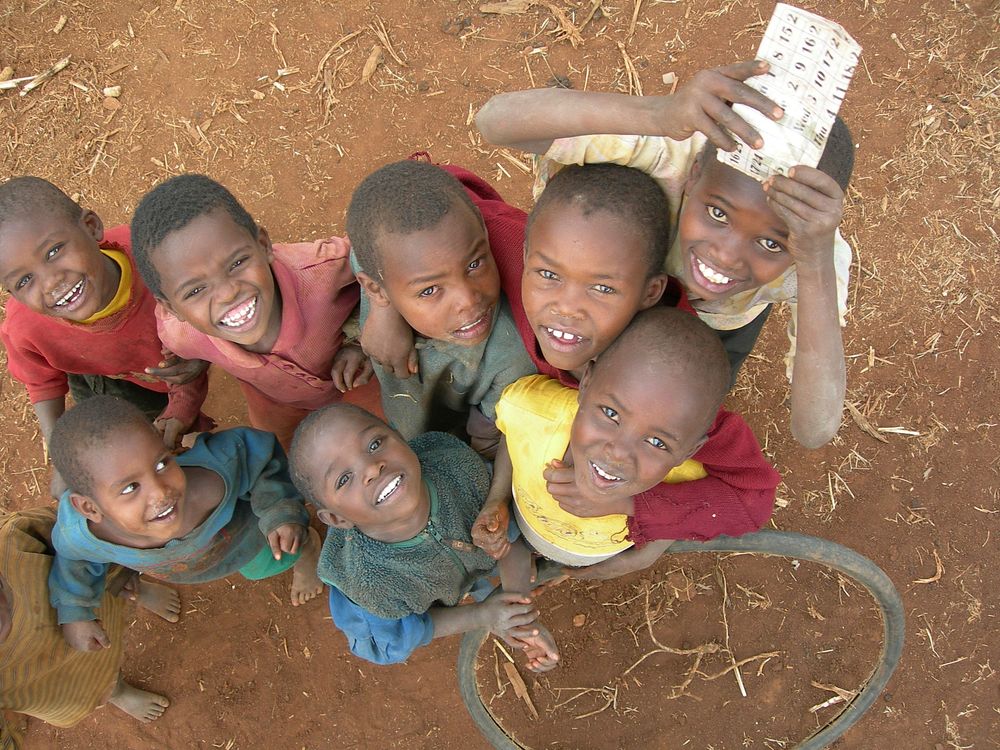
<box><xmin>128</xmin><ymin>577</ymin><xmax>181</xmax><ymax>623</ymax></box>
<box><xmin>290</xmin><ymin>526</ymin><xmax>323</xmax><ymax>606</ymax></box>
<box><xmin>108</xmin><ymin>675</ymin><xmax>170</xmax><ymax>723</ymax></box>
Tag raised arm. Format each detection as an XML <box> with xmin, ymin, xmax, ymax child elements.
<box><xmin>476</xmin><ymin>60</ymin><xmax>783</xmax><ymax>154</ymax></box>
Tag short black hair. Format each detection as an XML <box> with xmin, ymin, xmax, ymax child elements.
<box><xmin>289</xmin><ymin>402</ymin><xmax>383</xmax><ymax>506</ymax></box>
<box><xmin>527</xmin><ymin>163</ymin><xmax>670</xmax><ymax>278</ymax></box>
<box><xmin>49</xmin><ymin>396</ymin><xmax>156</xmax><ymax>496</ymax></box>
<box><xmin>346</xmin><ymin>160</ymin><xmax>481</xmax><ymax>280</ymax></box>
<box><xmin>131</xmin><ymin>174</ymin><xmax>258</xmax><ymax>298</ymax></box>
<box><xmin>704</xmin><ymin>115</ymin><xmax>855</xmax><ymax>191</ymax></box>
<box><xmin>596</xmin><ymin>306</ymin><xmax>730</xmax><ymax>432</ymax></box>
<box><xmin>0</xmin><ymin>176</ymin><xmax>82</xmax><ymax>234</ymax></box>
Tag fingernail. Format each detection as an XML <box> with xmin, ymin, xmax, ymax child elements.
<box><xmin>774</xmin><ymin>108</ymin><xmax>783</xmax><ymax>119</ymax></box>
<box><xmin>754</xmin><ymin>138</ymin><xmax>763</xmax><ymax>149</ymax></box>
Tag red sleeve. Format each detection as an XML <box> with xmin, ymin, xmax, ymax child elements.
<box><xmin>158</xmin><ymin>368</ymin><xmax>210</xmax><ymax>427</ymax></box>
<box><xmin>627</xmin><ymin>409</ymin><xmax>780</xmax><ymax>546</ymax></box>
<box><xmin>0</xmin><ymin>312</ymin><xmax>70</xmax><ymax>403</ymax></box>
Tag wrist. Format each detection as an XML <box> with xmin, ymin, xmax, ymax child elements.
<box><xmin>791</xmin><ymin>244</ymin><xmax>836</xmax><ymax>283</ymax></box>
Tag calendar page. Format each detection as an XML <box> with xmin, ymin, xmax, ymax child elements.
<box><xmin>716</xmin><ymin>4</ymin><xmax>861</xmax><ymax>181</ymax></box>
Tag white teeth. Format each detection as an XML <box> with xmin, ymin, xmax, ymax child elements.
<box><xmin>545</xmin><ymin>327</ymin><xmax>580</xmax><ymax>343</ymax></box>
<box><xmin>376</xmin><ymin>475</ymin><xmax>401</xmax><ymax>505</ymax></box>
<box><xmin>220</xmin><ymin>297</ymin><xmax>257</xmax><ymax>328</ymax></box>
<box><xmin>592</xmin><ymin>462</ymin><xmax>622</xmax><ymax>482</ymax></box>
<box><xmin>54</xmin><ymin>279</ymin><xmax>84</xmax><ymax>306</ymax></box>
<box><xmin>458</xmin><ymin>314</ymin><xmax>484</xmax><ymax>331</ymax></box>
<box><xmin>697</xmin><ymin>259</ymin><xmax>733</xmax><ymax>285</ymax></box>
<box><xmin>153</xmin><ymin>504</ymin><xmax>175</xmax><ymax>519</ymax></box>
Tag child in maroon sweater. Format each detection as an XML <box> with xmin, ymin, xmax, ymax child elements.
<box><xmin>361</xmin><ymin>160</ymin><xmax>779</xmax><ymax>580</ymax></box>
<box><xmin>0</xmin><ymin>177</ymin><xmax>209</xmax><ymax>495</ymax></box>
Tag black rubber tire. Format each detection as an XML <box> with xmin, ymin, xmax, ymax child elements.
<box><xmin>457</xmin><ymin>529</ymin><xmax>905</xmax><ymax>750</ymax></box>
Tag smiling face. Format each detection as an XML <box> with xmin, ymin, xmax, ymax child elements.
<box><xmin>70</xmin><ymin>425</ymin><xmax>188</xmax><ymax>549</ymax></box>
<box><xmin>678</xmin><ymin>155</ymin><xmax>794</xmax><ymax>301</ymax></box>
<box><xmin>153</xmin><ymin>209</ymin><xmax>282</xmax><ymax>351</ymax></box>
<box><xmin>0</xmin><ymin>210</ymin><xmax>120</xmax><ymax>321</ymax></box>
<box><xmin>522</xmin><ymin>203</ymin><xmax>666</xmax><ymax>379</ymax></box>
<box><xmin>361</xmin><ymin>201</ymin><xmax>500</xmax><ymax>346</ymax></box>
<box><xmin>304</xmin><ymin>408</ymin><xmax>430</xmax><ymax>543</ymax></box>
<box><xmin>570</xmin><ymin>352</ymin><xmax>710</xmax><ymax>501</ymax></box>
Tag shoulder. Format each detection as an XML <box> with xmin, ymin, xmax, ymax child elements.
<box><xmin>273</xmin><ymin>236</ymin><xmax>352</xmax><ymax>271</ymax></box>
<box><xmin>411</xmin><ymin>432</ymin><xmax>490</xmax><ymax>490</ymax></box>
<box><xmin>498</xmin><ymin>374</ymin><xmax>573</xmax><ymax>416</ymax></box>
<box><xmin>101</xmin><ymin>224</ymin><xmax>133</xmax><ymax>252</ymax></box>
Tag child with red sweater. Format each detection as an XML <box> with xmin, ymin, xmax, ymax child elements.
<box><xmin>0</xmin><ymin>177</ymin><xmax>209</xmax><ymax>495</ymax></box>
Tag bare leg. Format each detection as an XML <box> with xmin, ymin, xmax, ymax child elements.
<box><xmin>290</xmin><ymin>526</ymin><xmax>323</xmax><ymax>606</ymax></box>
<box><xmin>108</xmin><ymin>674</ymin><xmax>170</xmax><ymax>723</ymax></box>
<box><xmin>130</xmin><ymin>577</ymin><xmax>181</xmax><ymax>623</ymax></box>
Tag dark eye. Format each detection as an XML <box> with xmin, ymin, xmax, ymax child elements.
<box><xmin>592</xmin><ymin>284</ymin><xmax>615</xmax><ymax>295</ymax></box>
<box><xmin>601</xmin><ymin>405</ymin><xmax>619</xmax><ymax>423</ymax></box>
<box><xmin>230</xmin><ymin>256</ymin><xmax>248</xmax><ymax>271</ymax></box>
<box><xmin>706</xmin><ymin>205</ymin><xmax>728</xmax><ymax>223</ymax></box>
<box><xmin>539</xmin><ymin>269</ymin><xmax>558</xmax><ymax>280</ymax></box>
<box><xmin>468</xmin><ymin>258</ymin><xmax>482</xmax><ymax>271</ymax></box>
<box><xmin>183</xmin><ymin>286</ymin><xmax>205</xmax><ymax>300</ymax></box>
<box><xmin>646</xmin><ymin>436</ymin><xmax>667</xmax><ymax>450</ymax></box>
<box><xmin>368</xmin><ymin>438</ymin><xmax>382</xmax><ymax>452</ymax></box>
<box><xmin>336</xmin><ymin>472</ymin><xmax>351</xmax><ymax>489</ymax></box>
<box><xmin>121</xmin><ymin>482</ymin><xmax>139</xmax><ymax>495</ymax></box>
<box><xmin>155</xmin><ymin>458</ymin><xmax>169</xmax><ymax>472</ymax></box>
<box><xmin>757</xmin><ymin>238</ymin><xmax>784</xmax><ymax>253</ymax></box>
<box><xmin>45</xmin><ymin>244</ymin><xmax>62</xmax><ymax>260</ymax></box>
<box><xmin>14</xmin><ymin>274</ymin><xmax>32</xmax><ymax>291</ymax></box>
<box><xmin>418</xmin><ymin>286</ymin><xmax>438</xmax><ymax>298</ymax></box>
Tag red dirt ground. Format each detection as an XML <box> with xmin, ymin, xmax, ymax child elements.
<box><xmin>2</xmin><ymin>1</ymin><xmax>997</xmax><ymax>748</ymax></box>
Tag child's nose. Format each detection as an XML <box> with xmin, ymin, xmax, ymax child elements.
<box><xmin>363</xmin><ymin>459</ymin><xmax>384</xmax><ymax>484</ymax></box>
<box><xmin>549</xmin><ymin>286</ymin><xmax>585</xmax><ymax>319</ymax></box>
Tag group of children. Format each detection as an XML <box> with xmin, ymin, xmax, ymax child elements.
<box><xmin>0</xmin><ymin>59</ymin><xmax>854</xmax><ymax>744</ymax></box>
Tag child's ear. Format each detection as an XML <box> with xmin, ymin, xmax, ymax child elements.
<box><xmin>639</xmin><ymin>273</ymin><xmax>669</xmax><ymax>310</ymax></box>
<box><xmin>577</xmin><ymin>360</ymin><xmax>595</xmax><ymax>396</ymax></box>
<box><xmin>80</xmin><ymin>210</ymin><xmax>105</xmax><ymax>243</ymax></box>
<box><xmin>255</xmin><ymin>226</ymin><xmax>274</xmax><ymax>262</ymax></box>
<box><xmin>70</xmin><ymin>493</ymin><xmax>105</xmax><ymax>523</ymax></box>
<box><xmin>356</xmin><ymin>272</ymin><xmax>392</xmax><ymax>308</ymax></box>
<box><xmin>316</xmin><ymin>508</ymin><xmax>354</xmax><ymax>530</ymax></box>
<box><xmin>685</xmin><ymin>151</ymin><xmax>706</xmax><ymax>194</ymax></box>
<box><xmin>155</xmin><ymin>296</ymin><xmax>185</xmax><ymax>323</ymax></box>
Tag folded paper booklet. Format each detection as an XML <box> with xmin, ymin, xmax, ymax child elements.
<box><xmin>717</xmin><ymin>3</ymin><xmax>861</xmax><ymax>181</ymax></box>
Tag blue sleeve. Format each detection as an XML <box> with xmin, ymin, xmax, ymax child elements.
<box><xmin>205</xmin><ymin>428</ymin><xmax>309</xmax><ymax>536</ymax></box>
<box><xmin>48</xmin><ymin>512</ymin><xmax>110</xmax><ymax>624</ymax></box>
<box><xmin>327</xmin><ymin>586</ymin><xmax>434</xmax><ymax>665</ymax></box>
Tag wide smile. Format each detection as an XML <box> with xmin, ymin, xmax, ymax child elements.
<box><xmin>218</xmin><ymin>295</ymin><xmax>258</xmax><ymax>331</ymax></box>
<box><xmin>689</xmin><ymin>252</ymin><xmax>746</xmax><ymax>294</ymax></box>
<box><xmin>147</xmin><ymin>502</ymin><xmax>178</xmax><ymax>523</ymax></box>
<box><xmin>451</xmin><ymin>307</ymin><xmax>494</xmax><ymax>341</ymax></box>
<box><xmin>51</xmin><ymin>278</ymin><xmax>87</xmax><ymax>311</ymax></box>
<box><xmin>588</xmin><ymin>459</ymin><xmax>627</xmax><ymax>491</ymax></box>
<box><xmin>374</xmin><ymin>473</ymin><xmax>403</xmax><ymax>506</ymax></box>
<box><xmin>539</xmin><ymin>325</ymin><xmax>588</xmax><ymax>352</ymax></box>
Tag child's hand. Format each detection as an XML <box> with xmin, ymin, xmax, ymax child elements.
<box><xmin>360</xmin><ymin>303</ymin><xmax>419</xmax><ymax>379</ymax></box>
<box><xmin>545</xmin><ymin>459</ymin><xmax>633</xmax><ymax>518</ymax></box>
<box><xmin>146</xmin><ymin>349</ymin><xmax>209</xmax><ymax>385</ymax></box>
<box><xmin>61</xmin><ymin>619</ymin><xmax>110</xmax><ymax>651</ymax></box>
<box><xmin>515</xmin><ymin>624</ymin><xmax>560</xmax><ymax>673</ymax></box>
<box><xmin>664</xmin><ymin>59</ymin><xmax>783</xmax><ymax>152</ymax></box>
<box><xmin>330</xmin><ymin>343</ymin><xmax>374</xmax><ymax>392</ymax></box>
<box><xmin>266</xmin><ymin>523</ymin><xmax>308</xmax><ymax>560</ymax></box>
<box><xmin>762</xmin><ymin>167</ymin><xmax>844</xmax><ymax>273</ymax></box>
<box><xmin>153</xmin><ymin>416</ymin><xmax>190</xmax><ymax>451</ymax></box>
<box><xmin>478</xmin><ymin>590</ymin><xmax>538</xmax><ymax>636</ymax></box>
<box><xmin>472</xmin><ymin>500</ymin><xmax>511</xmax><ymax>560</ymax></box>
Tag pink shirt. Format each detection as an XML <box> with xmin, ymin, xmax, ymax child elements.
<box><xmin>156</xmin><ymin>237</ymin><xmax>359</xmax><ymax>412</ymax></box>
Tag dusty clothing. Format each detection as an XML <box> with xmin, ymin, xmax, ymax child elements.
<box><xmin>156</xmin><ymin>236</ymin><xmax>360</xmax><ymax>443</ymax></box>
<box><xmin>1</xmin><ymin>508</ymin><xmax>128</xmax><ymax>748</ymax></box>
<box><xmin>0</xmin><ymin>225</ymin><xmax>207</xmax><ymax>426</ymax></box>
